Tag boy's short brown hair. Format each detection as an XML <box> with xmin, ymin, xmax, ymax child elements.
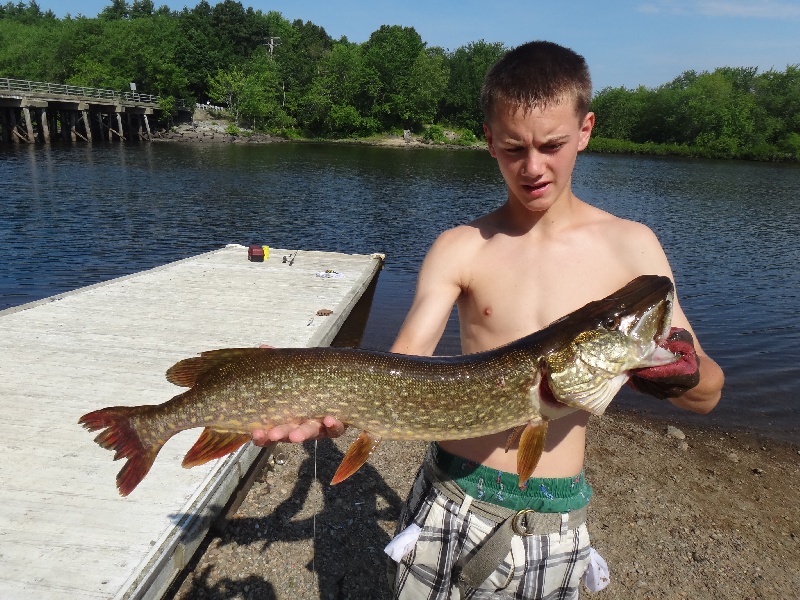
<box><xmin>480</xmin><ymin>41</ymin><xmax>592</xmax><ymax>123</ymax></box>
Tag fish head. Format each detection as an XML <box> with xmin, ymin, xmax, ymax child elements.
<box><xmin>541</xmin><ymin>275</ymin><xmax>678</xmax><ymax>417</ymax></box>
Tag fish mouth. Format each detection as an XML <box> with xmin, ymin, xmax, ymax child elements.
<box><xmin>541</xmin><ymin>275</ymin><xmax>678</xmax><ymax>416</ymax></box>
<box><xmin>613</xmin><ymin>276</ymin><xmax>675</xmax><ymax>358</ymax></box>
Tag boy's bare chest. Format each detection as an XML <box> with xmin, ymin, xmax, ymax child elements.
<box><xmin>458</xmin><ymin>239</ymin><xmax>634</xmax><ymax>346</ymax></box>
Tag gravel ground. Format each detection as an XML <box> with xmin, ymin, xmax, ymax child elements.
<box><xmin>170</xmin><ymin>411</ymin><xmax>799</xmax><ymax>599</ymax></box>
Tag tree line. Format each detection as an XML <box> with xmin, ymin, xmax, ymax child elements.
<box><xmin>591</xmin><ymin>67</ymin><xmax>800</xmax><ymax>161</ymax></box>
<box><xmin>1</xmin><ymin>1</ymin><xmax>798</xmax><ymax>160</ymax></box>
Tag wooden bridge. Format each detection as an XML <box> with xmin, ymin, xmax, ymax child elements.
<box><xmin>0</xmin><ymin>78</ymin><xmax>185</xmax><ymax>144</ymax></box>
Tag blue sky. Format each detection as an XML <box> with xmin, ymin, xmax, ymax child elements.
<box><xmin>34</xmin><ymin>0</ymin><xmax>800</xmax><ymax>91</ymax></box>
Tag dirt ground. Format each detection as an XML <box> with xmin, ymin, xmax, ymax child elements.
<box><xmin>170</xmin><ymin>410</ymin><xmax>799</xmax><ymax>599</ymax></box>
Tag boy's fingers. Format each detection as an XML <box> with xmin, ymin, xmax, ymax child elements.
<box><xmin>287</xmin><ymin>421</ymin><xmax>325</xmax><ymax>442</ymax></box>
<box><xmin>251</xmin><ymin>429</ymin><xmax>271</xmax><ymax>446</ymax></box>
<box><xmin>251</xmin><ymin>417</ymin><xmax>346</xmax><ymax>446</ymax></box>
<box><xmin>322</xmin><ymin>415</ymin><xmax>346</xmax><ymax>437</ymax></box>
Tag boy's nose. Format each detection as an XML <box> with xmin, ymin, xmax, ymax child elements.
<box><xmin>522</xmin><ymin>151</ymin><xmax>546</xmax><ymax>177</ymax></box>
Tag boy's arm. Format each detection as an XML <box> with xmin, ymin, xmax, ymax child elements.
<box><xmin>655</xmin><ymin>305</ymin><xmax>724</xmax><ymax>415</ymax></box>
<box><xmin>251</xmin><ymin>229</ymin><xmax>466</xmax><ymax>446</ymax></box>
<box><xmin>623</xmin><ymin>225</ymin><xmax>724</xmax><ymax>414</ymax></box>
<box><xmin>391</xmin><ymin>230</ymin><xmax>465</xmax><ymax>356</ymax></box>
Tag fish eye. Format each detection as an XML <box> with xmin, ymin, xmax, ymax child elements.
<box><xmin>601</xmin><ymin>316</ymin><xmax>620</xmax><ymax>329</ymax></box>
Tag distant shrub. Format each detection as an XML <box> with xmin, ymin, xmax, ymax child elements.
<box><xmin>357</xmin><ymin>117</ymin><xmax>382</xmax><ymax>137</ymax></box>
<box><xmin>423</xmin><ymin>124</ymin><xmax>448</xmax><ymax>144</ymax></box>
<box><xmin>274</xmin><ymin>128</ymin><xmax>303</xmax><ymax>140</ymax></box>
<box><xmin>455</xmin><ymin>129</ymin><xmax>478</xmax><ymax>146</ymax></box>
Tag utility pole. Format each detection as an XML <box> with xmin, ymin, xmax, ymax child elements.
<box><xmin>265</xmin><ymin>37</ymin><xmax>281</xmax><ymax>55</ymax></box>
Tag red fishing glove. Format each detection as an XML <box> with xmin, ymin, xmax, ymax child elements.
<box><xmin>628</xmin><ymin>327</ymin><xmax>700</xmax><ymax>399</ymax></box>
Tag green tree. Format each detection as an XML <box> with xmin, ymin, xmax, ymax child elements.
<box><xmin>209</xmin><ymin>0</ymin><xmax>268</xmax><ymax>64</ymax></box>
<box><xmin>130</xmin><ymin>1</ymin><xmax>156</xmax><ymax>19</ymax></box>
<box><xmin>753</xmin><ymin>65</ymin><xmax>800</xmax><ymax>157</ymax></box>
<box><xmin>402</xmin><ymin>45</ymin><xmax>449</xmax><ymax>127</ymax></box>
<box><xmin>361</xmin><ymin>24</ymin><xmax>426</xmax><ymax>128</ymax></box>
<box><xmin>99</xmin><ymin>0</ymin><xmax>130</xmax><ymax>20</ymax></box>
<box><xmin>442</xmin><ymin>40</ymin><xmax>507</xmax><ymax>132</ymax></box>
<box><xmin>683</xmin><ymin>70</ymin><xmax>757</xmax><ymax>157</ymax></box>
<box><xmin>300</xmin><ymin>40</ymin><xmax>379</xmax><ymax>136</ymax></box>
<box><xmin>276</xmin><ymin>18</ymin><xmax>332</xmax><ymax>115</ymax></box>
<box><xmin>208</xmin><ymin>48</ymin><xmax>290</xmax><ymax>129</ymax></box>
<box><xmin>175</xmin><ymin>1</ymin><xmax>220</xmax><ymax>100</ymax></box>
<box><xmin>591</xmin><ymin>86</ymin><xmax>644</xmax><ymax>140</ymax></box>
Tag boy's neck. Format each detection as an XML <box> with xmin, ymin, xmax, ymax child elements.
<box><xmin>500</xmin><ymin>184</ymin><xmax>582</xmax><ymax>235</ymax></box>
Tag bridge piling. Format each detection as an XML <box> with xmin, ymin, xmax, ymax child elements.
<box><xmin>21</xmin><ymin>108</ymin><xmax>35</xmax><ymax>142</ymax></box>
<box><xmin>81</xmin><ymin>110</ymin><xmax>92</xmax><ymax>143</ymax></box>
<box><xmin>38</xmin><ymin>107</ymin><xmax>50</xmax><ymax>143</ymax></box>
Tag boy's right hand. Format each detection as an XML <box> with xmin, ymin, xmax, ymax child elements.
<box><xmin>251</xmin><ymin>416</ymin><xmax>347</xmax><ymax>446</ymax></box>
<box><xmin>252</xmin><ymin>344</ymin><xmax>347</xmax><ymax>446</ymax></box>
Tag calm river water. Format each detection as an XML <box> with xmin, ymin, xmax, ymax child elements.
<box><xmin>1</xmin><ymin>141</ymin><xmax>798</xmax><ymax>443</ymax></box>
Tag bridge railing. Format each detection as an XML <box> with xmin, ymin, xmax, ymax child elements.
<box><xmin>0</xmin><ymin>77</ymin><xmax>162</xmax><ymax>105</ymax></box>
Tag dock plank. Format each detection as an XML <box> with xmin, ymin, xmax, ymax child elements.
<box><xmin>0</xmin><ymin>245</ymin><xmax>383</xmax><ymax>600</ymax></box>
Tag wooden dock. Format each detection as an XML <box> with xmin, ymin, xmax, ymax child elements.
<box><xmin>0</xmin><ymin>245</ymin><xmax>384</xmax><ymax>600</ymax></box>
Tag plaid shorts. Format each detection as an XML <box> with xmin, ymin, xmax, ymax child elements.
<box><xmin>388</xmin><ymin>463</ymin><xmax>591</xmax><ymax>599</ymax></box>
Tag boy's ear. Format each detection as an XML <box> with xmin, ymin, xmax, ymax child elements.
<box><xmin>483</xmin><ymin>123</ymin><xmax>497</xmax><ymax>157</ymax></box>
<box><xmin>578</xmin><ymin>112</ymin><xmax>595</xmax><ymax>151</ymax></box>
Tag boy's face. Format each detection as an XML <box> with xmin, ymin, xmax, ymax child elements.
<box><xmin>483</xmin><ymin>99</ymin><xmax>594</xmax><ymax>214</ymax></box>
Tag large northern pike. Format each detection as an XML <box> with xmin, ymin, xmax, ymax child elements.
<box><xmin>80</xmin><ymin>275</ymin><xmax>678</xmax><ymax>496</ymax></box>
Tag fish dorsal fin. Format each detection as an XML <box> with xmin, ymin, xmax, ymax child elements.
<box><xmin>331</xmin><ymin>430</ymin><xmax>381</xmax><ymax>485</ymax></box>
<box><xmin>516</xmin><ymin>419</ymin><xmax>549</xmax><ymax>487</ymax></box>
<box><xmin>166</xmin><ymin>348</ymin><xmax>270</xmax><ymax>387</ymax></box>
<box><xmin>181</xmin><ymin>428</ymin><xmax>254</xmax><ymax>468</ymax></box>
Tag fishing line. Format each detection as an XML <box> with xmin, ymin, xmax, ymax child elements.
<box><xmin>312</xmin><ymin>439</ymin><xmax>318</xmax><ymax>584</ymax></box>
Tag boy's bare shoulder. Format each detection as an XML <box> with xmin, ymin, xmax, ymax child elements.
<box><xmin>582</xmin><ymin>204</ymin><xmax>671</xmax><ymax>274</ymax></box>
<box><xmin>584</xmin><ymin>204</ymin><xmax>661</xmax><ymax>246</ymax></box>
<box><xmin>430</xmin><ymin>215</ymin><xmax>494</xmax><ymax>253</ymax></box>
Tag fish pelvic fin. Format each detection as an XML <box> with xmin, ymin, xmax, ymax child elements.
<box><xmin>504</xmin><ymin>425</ymin><xmax>525</xmax><ymax>452</ymax></box>
<box><xmin>79</xmin><ymin>406</ymin><xmax>163</xmax><ymax>497</ymax></box>
<box><xmin>516</xmin><ymin>419</ymin><xmax>549</xmax><ymax>488</ymax></box>
<box><xmin>182</xmin><ymin>429</ymin><xmax>253</xmax><ymax>468</ymax></box>
<box><xmin>331</xmin><ymin>430</ymin><xmax>381</xmax><ymax>485</ymax></box>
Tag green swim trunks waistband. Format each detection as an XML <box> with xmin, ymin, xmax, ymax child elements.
<box><xmin>431</xmin><ymin>443</ymin><xmax>593</xmax><ymax>513</ymax></box>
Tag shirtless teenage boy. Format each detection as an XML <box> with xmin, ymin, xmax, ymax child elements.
<box><xmin>253</xmin><ymin>41</ymin><xmax>724</xmax><ymax>599</ymax></box>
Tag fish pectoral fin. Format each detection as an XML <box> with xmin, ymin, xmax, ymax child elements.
<box><xmin>331</xmin><ymin>430</ymin><xmax>381</xmax><ymax>485</ymax></box>
<box><xmin>182</xmin><ymin>428</ymin><xmax>253</xmax><ymax>468</ymax></box>
<box><xmin>516</xmin><ymin>419</ymin><xmax>549</xmax><ymax>488</ymax></box>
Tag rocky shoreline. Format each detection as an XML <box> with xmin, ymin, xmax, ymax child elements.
<box><xmin>171</xmin><ymin>410</ymin><xmax>799</xmax><ymax>599</ymax></box>
<box><xmin>152</xmin><ymin>110</ymin><xmax>478</xmax><ymax>149</ymax></box>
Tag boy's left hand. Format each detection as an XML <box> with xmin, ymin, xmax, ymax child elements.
<box><xmin>628</xmin><ymin>328</ymin><xmax>700</xmax><ymax>399</ymax></box>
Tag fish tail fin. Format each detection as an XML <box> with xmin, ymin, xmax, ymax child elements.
<box><xmin>79</xmin><ymin>406</ymin><xmax>163</xmax><ymax>496</ymax></box>
<box><xmin>182</xmin><ymin>428</ymin><xmax>254</xmax><ymax>468</ymax></box>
